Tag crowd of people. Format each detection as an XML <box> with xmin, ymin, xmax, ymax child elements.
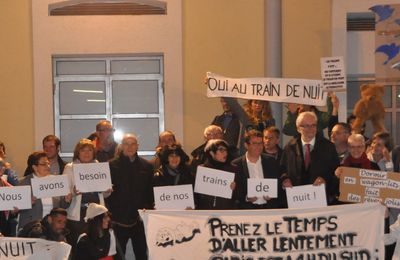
<box><xmin>0</xmin><ymin>96</ymin><xmax>398</xmax><ymax>259</ymax></box>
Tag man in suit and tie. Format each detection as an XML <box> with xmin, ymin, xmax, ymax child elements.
<box><xmin>233</xmin><ymin>130</ymin><xmax>284</xmax><ymax>209</ymax></box>
<box><xmin>280</xmin><ymin>111</ymin><xmax>340</xmax><ymax>205</ymax></box>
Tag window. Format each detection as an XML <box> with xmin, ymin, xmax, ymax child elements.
<box><xmin>53</xmin><ymin>55</ymin><xmax>164</xmax><ymax>159</ymax></box>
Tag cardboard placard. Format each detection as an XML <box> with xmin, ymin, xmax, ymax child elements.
<box><xmin>339</xmin><ymin>167</ymin><xmax>400</xmax><ymax>208</ymax></box>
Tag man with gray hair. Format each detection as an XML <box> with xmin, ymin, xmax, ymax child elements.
<box><xmin>280</xmin><ymin>111</ymin><xmax>340</xmax><ymax>205</ymax></box>
<box><xmin>107</xmin><ymin>134</ymin><xmax>153</xmax><ymax>260</ymax></box>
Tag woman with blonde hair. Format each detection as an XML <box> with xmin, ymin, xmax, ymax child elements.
<box><xmin>63</xmin><ymin>139</ymin><xmax>112</xmax><ymax>250</ymax></box>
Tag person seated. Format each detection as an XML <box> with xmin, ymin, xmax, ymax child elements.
<box><xmin>210</xmin><ymin>98</ymin><xmax>240</xmax><ymax>148</ymax></box>
<box><xmin>283</xmin><ymin>94</ymin><xmax>338</xmax><ymax>137</ymax></box>
<box><xmin>0</xmin><ymin>141</ymin><xmax>19</xmax><ymax>185</ymax></box>
<box><xmin>154</xmin><ymin>144</ymin><xmax>193</xmax><ymax>188</ymax></box>
<box><xmin>263</xmin><ymin>126</ymin><xmax>283</xmax><ymax>162</ymax></box>
<box><xmin>19</xmin><ymin>208</ymin><xmax>69</xmax><ymax>242</ymax></box>
<box><xmin>75</xmin><ymin>203</ymin><xmax>123</xmax><ymax>260</ymax></box>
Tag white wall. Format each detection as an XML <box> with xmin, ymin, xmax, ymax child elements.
<box><xmin>31</xmin><ymin>0</ymin><xmax>183</xmax><ymax>148</ymax></box>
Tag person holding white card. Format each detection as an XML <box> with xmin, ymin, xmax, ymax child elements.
<box><xmin>63</xmin><ymin>139</ymin><xmax>112</xmax><ymax>250</ymax></box>
<box><xmin>18</xmin><ymin>151</ymin><xmax>70</xmax><ymax>234</ymax></box>
<box><xmin>233</xmin><ymin>130</ymin><xmax>283</xmax><ymax>209</ymax></box>
<box><xmin>281</xmin><ymin>111</ymin><xmax>340</xmax><ymax>205</ymax></box>
<box><xmin>195</xmin><ymin>139</ymin><xmax>239</xmax><ymax>209</ymax></box>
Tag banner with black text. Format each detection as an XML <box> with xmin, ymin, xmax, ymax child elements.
<box><xmin>206</xmin><ymin>72</ymin><xmax>328</xmax><ymax>106</ymax></box>
<box><xmin>141</xmin><ymin>203</ymin><xmax>384</xmax><ymax>260</ymax></box>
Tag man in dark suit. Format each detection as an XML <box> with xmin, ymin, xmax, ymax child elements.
<box><xmin>233</xmin><ymin>130</ymin><xmax>284</xmax><ymax>209</ymax></box>
<box><xmin>281</xmin><ymin>111</ymin><xmax>340</xmax><ymax>205</ymax></box>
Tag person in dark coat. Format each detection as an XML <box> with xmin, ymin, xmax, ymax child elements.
<box><xmin>211</xmin><ymin>98</ymin><xmax>240</xmax><ymax>148</ymax></box>
<box><xmin>280</xmin><ymin>111</ymin><xmax>340</xmax><ymax>205</ymax></box>
<box><xmin>233</xmin><ymin>130</ymin><xmax>284</xmax><ymax>209</ymax></box>
<box><xmin>194</xmin><ymin>139</ymin><xmax>239</xmax><ymax>210</ymax></box>
<box><xmin>153</xmin><ymin>144</ymin><xmax>193</xmax><ymax>188</ymax></box>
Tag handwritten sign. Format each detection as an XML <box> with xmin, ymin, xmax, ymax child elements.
<box><xmin>339</xmin><ymin>167</ymin><xmax>400</xmax><ymax>208</ymax></box>
<box><xmin>154</xmin><ymin>185</ymin><xmax>195</xmax><ymax>210</ymax></box>
<box><xmin>286</xmin><ymin>184</ymin><xmax>327</xmax><ymax>209</ymax></box>
<box><xmin>31</xmin><ymin>175</ymin><xmax>70</xmax><ymax>199</ymax></box>
<box><xmin>0</xmin><ymin>186</ymin><xmax>31</xmax><ymax>211</ymax></box>
<box><xmin>73</xmin><ymin>162</ymin><xmax>112</xmax><ymax>193</ymax></box>
<box><xmin>247</xmin><ymin>178</ymin><xmax>277</xmax><ymax>198</ymax></box>
<box><xmin>194</xmin><ymin>166</ymin><xmax>235</xmax><ymax>199</ymax></box>
<box><xmin>206</xmin><ymin>72</ymin><xmax>328</xmax><ymax>106</ymax></box>
<box><xmin>320</xmin><ymin>56</ymin><xmax>346</xmax><ymax>91</ymax></box>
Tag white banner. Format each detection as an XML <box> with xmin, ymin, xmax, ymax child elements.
<box><xmin>141</xmin><ymin>203</ymin><xmax>385</xmax><ymax>260</ymax></box>
<box><xmin>247</xmin><ymin>178</ymin><xmax>277</xmax><ymax>198</ymax></box>
<box><xmin>194</xmin><ymin>166</ymin><xmax>235</xmax><ymax>199</ymax></box>
<box><xmin>0</xmin><ymin>237</ymin><xmax>71</xmax><ymax>259</ymax></box>
<box><xmin>154</xmin><ymin>185</ymin><xmax>195</xmax><ymax>210</ymax></box>
<box><xmin>73</xmin><ymin>162</ymin><xmax>112</xmax><ymax>193</ymax></box>
<box><xmin>31</xmin><ymin>175</ymin><xmax>70</xmax><ymax>199</ymax></box>
<box><xmin>206</xmin><ymin>72</ymin><xmax>328</xmax><ymax>106</ymax></box>
<box><xmin>320</xmin><ymin>56</ymin><xmax>346</xmax><ymax>91</ymax></box>
<box><xmin>286</xmin><ymin>184</ymin><xmax>327</xmax><ymax>209</ymax></box>
<box><xmin>0</xmin><ymin>186</ymin><xmax>31</xmax><ymax>211</ymax></box>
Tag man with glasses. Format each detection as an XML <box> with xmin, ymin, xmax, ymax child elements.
<box><xmin>281</xmin><ymin>111</ymin><xmax>340</xmax><ymax>205</ymax></box>
<box><xmin>233</xmin><ymin>130</ymin><xmax>283</xmax><ymax>209</ymax></box>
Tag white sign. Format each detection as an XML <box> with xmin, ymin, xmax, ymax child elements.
<box><xmin>286</xmin><ymin>184</ymin><xmax>327</xmax><ymax>209</ymax></box>
<box><xmin>320</xmin><ymin>56</ymin><xmax>346</xmax><ymax>91</ymax></box>
<box><xmin>31</xmin><ymin>175</ymin><xmax>70</xmax><ymax>199</ymax></box>
<box><xmin>140</xmin><ymin>203</ymin><xmax>385</xmax><ymax>260</ymax></box>
<box><xmin>154</xmin><ymin>185</ymin><xmax>195</xmax><ymax>210</ymax></box>
<box><xmin>247</xmin><ymin>178</ymin><xmax>278</xmax><ymax>198</ymax></box>
<box><xmin>73</xmin><ymin>162</ymin><xmax>112</xmax><ymax>193</ymax></box>
<box><xmin>194</xmin><ymin>166</ymin><xmax>235</xmax><ymax>199</ymax></box>
<box><xmin>206</xmin><ymin>72</ymin><xmax>328</xmax><ymax>106</ymax></box>
<box><xmin>0</xmin><ymin>237</ymin><xmax>71</xmax><ymax>259</ymax></box>
<box><xmin>0</xmin><ymin>186</ymin><xmax>31</xmax><ymax>211</ymax></box>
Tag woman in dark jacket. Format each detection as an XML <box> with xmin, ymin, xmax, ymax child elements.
<box><xmin>75</xmin><ymin>203</ymin><xmax>123</xmax><ymax>260</ymax></box>
<box><xmin>194</xmin><ymin>139</ymin><xmax>240</xmax><ymax>209</ymax></box>
<box><xmin>153</xmin><ymin>144</ymin><xmax>193</xmax><ymax>187</ymax></box>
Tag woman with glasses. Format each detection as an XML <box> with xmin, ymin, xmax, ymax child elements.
<box><xmin>63</xmin><ymin>139</ymin><xmax>112</xmax><ymax>249</ymax></box>
<box><xmin>366</xmin><ymin>132</ymin><xmax>394</xmax><ymax>172</ymax></box>
<box><xmin>18</xmin><ymin>151</ymin><xmax>70</xmax><ymax>234</ymax></box>
<box><xmin>194</xmin><ymin>139</ymin><xmax>239</xmax><ymax>209</ymax></box>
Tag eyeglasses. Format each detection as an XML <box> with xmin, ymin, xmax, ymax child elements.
<box><xmin>37</xmin><ymin>162</ymin><xmax>50</xmax><ymax>166</ymax></box>
<box><xmin>98</xmin><ymin>128</ymin><xmax>115</xmax><ymax>132</ymax></box>
<box><xmin>216</xmin><ymin>147</ymin><xmax>228</xmax><ymax>152</ymax></box>
<box><xmin>300</xmin><ymin>124</ymin><xmax>317</xmax><ymax>129</ymax></box>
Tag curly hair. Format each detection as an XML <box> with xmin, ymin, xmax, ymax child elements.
<box><xmin>243</xmin><ymin>100</ymin><xmax>273</xmax><ymax>125</ymax></box>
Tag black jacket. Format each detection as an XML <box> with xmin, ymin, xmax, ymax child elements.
<box><xmin>232</xmin><ymin>154</ymin><xmax>285</xmax><ymax>209</ymax></box>
<box><xmin>107</xmin><ymin>153</ymin><xmax>154</xmax><ymax>224</ymax></box>
<box><xmin>280</xmin><ymin>134</ymin><xmax>340</xmax><ymax>204</ymax></box>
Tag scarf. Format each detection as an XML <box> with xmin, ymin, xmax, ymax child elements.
<box><xmin>342</xmin><ymin>153</ymin><xmax>372</xmax><ymax>169</ymax></box>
